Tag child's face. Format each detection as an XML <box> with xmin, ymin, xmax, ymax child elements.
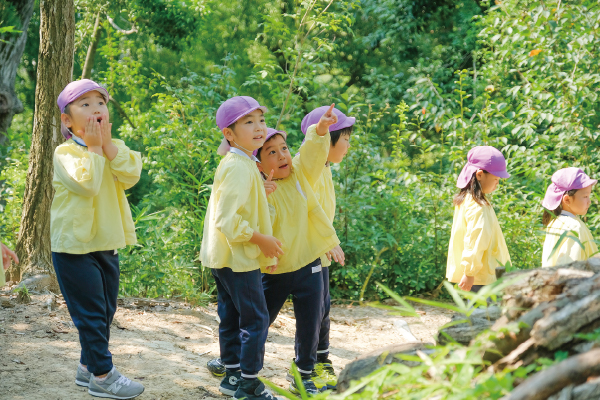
<box><xmin>563</xmin><ymin>185</ymin><xmax>593</xmax><ymax>216</ymax></box>
<box><xmin>328</xmin><ymin>134</ymin><xmax>351</xmax><ymax>163</ymax></box>
<box><xmin>61</xmin><ymin>90</ymin><xmax>109</xmax><ymax>137</ymax></box>
<box><xmin>477</xmin><ymin>170</ymin><xmax>500</xmax><ymax>194</ymax></box>
<box><xmin>257</xmin><ymin>135</ymin><xmax>292</xmax><ymax>180</ymax></box>
<box><xmin>223</xmin><ymin>109</ymin><xmax>267</xmax><ymax>152</ymax></box>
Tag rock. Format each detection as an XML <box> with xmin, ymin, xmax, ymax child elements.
<box><xmin>16</xmin><ymin>274</ymin><xmax>54</xmax><ymax>291</ymax></box>
<box><xmin>437</xmin><ymin>306</ymin><xmax>502</xmax><ymax>345</ymax></box>
<box><xmin>337</xmin><ymin>342</ymin><xmax>434</xmax><ymax>392</ymax></box>
<box><xmin>548</xmin><ymin>377</ymin><xmax>600</xmax><ymax>400</ymax></box>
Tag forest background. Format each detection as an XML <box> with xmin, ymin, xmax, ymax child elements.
<box><xmin>1</xmin><ymin>0</ymin><xmax>599</xmax><ymax>304</ymax></box>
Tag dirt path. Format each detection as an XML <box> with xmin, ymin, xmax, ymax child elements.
<box><xmin>0</xmin><ymin>291</ymin><xmax>451</xmax><ymax>399</ymax></box>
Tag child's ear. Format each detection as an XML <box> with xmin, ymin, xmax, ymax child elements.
<box><xmin>256</xmin><ymin>161</ymin><xmax>264</xmax><ymax>173</ymax></box>
<box><xmin>223</xmin><ymin>127</ymin><xmax>235</xmax><ymax>142</ymax></box>
<box><xmin>475</xmin><ymin>169</ymin><xmax>484</xmax><ymax>181</ymax></box>
<box><xmin>562</xmin><ymin>193</ymin><xmax>572</xmax><ymax>206</ymax></box>
<box><xmin>61</xmin><ymin>113</ymin><xmax>72</xmax><ymax>128</ymax></box>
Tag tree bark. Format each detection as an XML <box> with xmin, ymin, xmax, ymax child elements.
<box><xmin>12</xmin><ymin>0</ymin><xmax>75</xmax><ymax>287</ymax></box>
<box><xmin>81</xmin><ymin>12</ymin><xmax>102</xmax><ymax>80</ymax></box>
<box><xmin>0</xmin><ymin>0</ymin><xmax>35</xmax><ymax>145</ymax></box>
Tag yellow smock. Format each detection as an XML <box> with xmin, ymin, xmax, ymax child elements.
<box><xmin>200</xmin><ymin>149</ymin><xmax>276</xmax><ymax>272</ymax></box>
<box><xmin>446</xmin><ymin>193</ymin><xmax>511</xmax><ymax>285</ymax></box>
<box><xmin>542</xmin><ymin>211</ymin><xmax>598</xmax><ymax>267</ymax></box>
<box><xmin>315</xmin><ymin>165</ymin><xmax>336</xmax><ymax>268</ymax></box>
<box><xmin>51</xmin><ymin>139</ymin><xmax>142</xmax><ymax>254</ymax></box>
<box><xmin>264</xmin><ymin>124</ymin><xmax>340</xmax><ymax>275</ymax></box>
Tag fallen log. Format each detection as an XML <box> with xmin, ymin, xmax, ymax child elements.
<box><xmin>501</xmin><ymin>348</ymin><xmax>600</xmax><ymax>400</ymax></box>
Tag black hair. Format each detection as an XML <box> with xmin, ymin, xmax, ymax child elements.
<box><xmin>256</xmin><ymin>133</ymin><xmax>286</xmax><ymax>162</ymax></box>
<box><xmin>542</xmin><ymin>189</ymin><xmax>578</xmax><ymax>226</ymax></box>
<box><xmin>63</xmin><ymin>103</ymin><xmax>72</xmax><ymax>115</ymax></box>
<box><xmin>454</xmin><ymin>171</ymin><xmax>490</xmax><ymax>207</ymax></box>
<box><xmin>330</xmin><ymin>126</ymin><xmax>353</xmax><ymax>146</ymax></box>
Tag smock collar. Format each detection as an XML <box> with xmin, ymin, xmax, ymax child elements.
<box><xmin>230</xmin><ymin>147</ymin><xmax>259</xmax><ymax>162</ymax></box>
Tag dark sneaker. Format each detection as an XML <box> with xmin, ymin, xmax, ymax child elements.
<box><xmin>219</xmin><ymin>369</ymin><xmax>241</xmax><ymax>396</ymax></box>
<box><xmin>233</xmin><ymin>378</ymin><xmax>282</xmax><ymax>400</ymax></box>
<box><xmin>289</xmin><ymin>376</ymin><xmax>323</xmax><ymax>396</ymax></box>
<box><xmin>88</xmin><ymin>368</ymin><xmax>145</xmax><ymax>399</ymax></box>
<box><xmin>315</xmin><ymin>358</ymin><xmax>337</xmax><ymax>390</ymax></box>
<box><xmin>207</xmin><ymin>357</ymin><xmax>226</xmax><ymax>377</ymax></box>
<box><xmin>285</xmin><ymin>360</ymin><xmax>327</xmax><ymax>392</ymax></box>
<box><xmin>75</xmin><ymin>364</ymin><xmax>91</xmax><ymax>387</ymax></box>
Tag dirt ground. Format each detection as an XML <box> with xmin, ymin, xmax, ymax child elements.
<box><xmin>0</xmin><ymin>289</ymin><xmax>451</xmax><ymax>400</ymax></box>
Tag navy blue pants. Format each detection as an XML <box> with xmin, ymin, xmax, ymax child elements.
<box><xmin>262</xmin><ymin>259</ymin><xmax>323</xmax><ymax>374</ymax></box>
<box><xmin>212</xmin><ymin>268</ymin><xmax>269</xmax><ymax>378</ymax></box>
<box><xmin>52</xmin><ymin>251</ymin><xmax>119</xmax><ymax>376</ymax></box>
<box><xmin>317</xmin><ymin>266</ymin><xmax>330</xmax><ymax>359</ymax></box>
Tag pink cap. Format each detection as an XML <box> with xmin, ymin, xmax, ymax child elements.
<box><xmin>301</xmin><ymin>106</ymin><xmax>355</xmax><ymax>135</ymax></box>
<box><xmin>542</xmin><ymin>167</ymin><xmax>597</xmax><ymax>210</ymax></box>
<box><xmin>252</xmin><ymin>128</ymin><xmax>287</xmax><ymax>157</ymax></box>
<box><xmin>215</xmin><ymin>96</ymin><xmax>268</xmax><ymax>156</ymax></box>
<box><xmin>57</xmin><ymin>79</ymin><xmax>109</xmax><ymax>139</ymax></box>
<box><xmin>456</xmin><ymin>146</ymin><xmax>510</xmax><ymax>188</ymax></box>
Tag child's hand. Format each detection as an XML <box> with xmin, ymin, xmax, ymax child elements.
<box><xmin>264</xmin><ymin>170</ymin><xmax>277</xmax><ymax>197</ymax></box>
<box><xmin>99</xmin><ymin>114</ymin><xmax>112</xmax><ymax>147</ymax></box>
<box><xmin>99</xmin><ymin>114</ymin><xmax>119</xmax><ymax>160</ymax></box>
<box><xmin>79</xmin><ymin>116</ymin><xmax>103</xmax><ymax>155</ymax></box>
<box><xmin>265</xmin><ymin>262</ymin><xmax>278</xmax><ymax>273</ymax></box>
<box><xmin>458</xmin><ymin>274</ymin><xmax>475</xmax><ymax>291</ymax></box>
<box><xmin>251</xmin><ymin>232</ymin><xmax>284</xmax><ymax>259</ymax></box>
<box><xmin>326</xmin><ymin>245</ymin><xmax>345</xmax><ymax>266</ymax></box>
<box><xmin>316</xmin><ymin>103</ymin><xmax>338</xmax><ymax>136</ymax></box>
<box><xmin>2</xmin><ymin>243</ymin><xmax>18</xmax><ymax>271</ymax></box>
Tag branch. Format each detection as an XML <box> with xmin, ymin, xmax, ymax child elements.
<box><xmin>106</xmin><ymin>14</ymin><xmax>137</xmax><ymax>35</ymax></box>
<box><xmin>109</xmin><ymin>98</ymin><xmax>137</xmax><ymax>130</ymax></box>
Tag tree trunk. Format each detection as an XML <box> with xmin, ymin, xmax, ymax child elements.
<box><xmin>0</xmin><ymin>0</ymin><xmax>35</xmax><ymax>145</ymax></box>
<box><xmin>11</xmin><ymin>0</ymin><xmax>75</xmax><ymax>287</ymax></box>
<box><xmin>81</xmin><ymin>12</ymin><xmax>102</xmax><ymax>80</ymax></box>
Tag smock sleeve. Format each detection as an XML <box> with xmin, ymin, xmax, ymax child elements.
<box><xmin>214</xmin><ymin>165</ymin><xmax>255</xmax><ymax>243</ymax></box>
<box><xmin>108</xmin><ymin>139</ymin><xmax>142</xmax><ymax>189</ymax></box>
<box><xmin>54</xmin><ymin>145</ymin><xmax>106</xmax><ymax>197</ymax></box>
<box><xmin>460</xmin><ymin>199</ymin><xmax>492</xmax><ymax>277</ymax></box>
<box><xmin>296</xmin><ymin>124</ymin><xmax>330</xmax><ymax>188</ymax></box>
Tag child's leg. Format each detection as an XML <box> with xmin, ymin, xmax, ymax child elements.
<box><xmin>317</xmin><ymin>266</ymin><xmax>331</xmax><ymax>360</ymax></box>
<box><xmin>212</xmin><ymin>268</ymin><xmax>269</xmax><ymax>378</ymax></box>
<box><xmin>211</xmin><ymin>269</ymin><xmax>242</xmax><ymax>370</ymax></box>
<box><xmin>292</xmin><ymin>259</ymin><xmax>324</xmax><ymax>374</ymax></box>
<box><xmin>52</xmin><ymin>251</ymin><xmax>119</xmax><ymax>376</ymax></box>
<box><xmin>262</xmin><ymin>272</ymin><xmax>294</xmax><ymax>326</ymax></box>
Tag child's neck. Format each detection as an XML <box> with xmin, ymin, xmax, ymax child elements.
<box><xmin>231</xmin><ymin>143</ymin><xmax>253</xmax><ymax>157</ymax></box>
<box><xmin>561</xmin><ymin>204</ymin><xmax>579</xmax><ymax>216</ymax></box>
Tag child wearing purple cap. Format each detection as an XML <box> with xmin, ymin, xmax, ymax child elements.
<box><xmin>52</xmin><ymin>79</ymin><xmax>144</xmax><ymax>399</ymax></box>
<box><xmin>253</xmin><ymin>105</ymin><xmax>341</xmax><ymax>395</ymax></box>
<box><xmin>297</xmin><ymin>105</ymin><xmax>355</xmax><ymax>389</ymax></box>
<box><xmin>200</xmin><ymin>96</ymin><xmax>284</xmax><ymax>400</ymax></box>
<box><xmin>541</xmin><ymin>167</ymin><xmax>598</xmax><ymax>267</ymax></box>
<box><xmin>446</xmin><ymin>146</ymin><xmax>511</xmax><ymax>292</ymax></box>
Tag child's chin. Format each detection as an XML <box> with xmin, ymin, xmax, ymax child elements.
<box><xmin>277</xmin><ymin>169</ymin><xmax>291</xmax><ymax>179</ymax></box>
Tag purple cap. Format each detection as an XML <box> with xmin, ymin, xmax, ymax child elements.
<box><xmin>216</xmin><ymin>96</ymin><xmax>268</xmax><ymax>156</ymax></box>
<box><xmin>542</xmin><ymin>167</ymin><xmax>597</xmax><ymax>210</ymax></box>
<box><xmin>57</xmin><ymin>79</ymin><xmax>110</xmax><ymax>139</ymax></box>
<box><xmin>301</xmin><ymin>106</ymin><xmax>355</xmax><ymax>135</ymax></box>
<box><xmin>456</xmin><ymin>146</ymin><xmax>510</xmax><ymax>188</ymax></box>
<box><xmin>252</xmin><ymin>128</ymin><xmax>287</xmax><ymax>157</ymax></box>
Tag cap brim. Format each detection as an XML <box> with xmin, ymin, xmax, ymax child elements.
<box><xmin>223</xmin><ymin>106</ymin><xmax>268</xmax><ymax>130</ymax></box>
<box><xmin>333</xmin><ymin>116</ymin><xmax>355</xmax><ymax>131</ymax></box>
<box><xmin>489</xmin><ymin>170</ymin><xmax>510</xmax><ymax>179</ymax></box>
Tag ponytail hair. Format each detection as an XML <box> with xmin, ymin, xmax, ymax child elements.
<box><xmin>542</xmin><ymin>189</ymin><xmax>578</xmax><ymax>226</ymax></box>
<box><xmin>454</xmin><ymin>171</ymin><xmax>490</xmax><ymax>207</ymax></box>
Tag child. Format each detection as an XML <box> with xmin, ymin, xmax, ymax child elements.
<box><xmin>1</xmin><ymin>241</ymin><xmax>19</xmax><ymax>287</ymax></box>
<box><xmin>446</xmin><ymin>146</ymin><xmax>511</xmax><ymax>293</ymax></box>
<box><xmin>541</xmin><ymin>167</ymin><xmax>598</xmax><ymax>267</ymax></box>
<box><xmin>200</xmin><ymin>96</ymin><xmax>283</xmax><ymax>400</ymax></box>
<box><xmin>254</xmin><ymin>104</ymin><xmax>340</xmax><ymax>395</ymax></box>
<box><xmin>297</xmin><ymin>106</ymin><xmax>355</xmax><ymax>390</ymax></box>
<box><xmin>52</xmin><ymin>79</ymin><xmax>144</xmax><ymax>399</ymax></box>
